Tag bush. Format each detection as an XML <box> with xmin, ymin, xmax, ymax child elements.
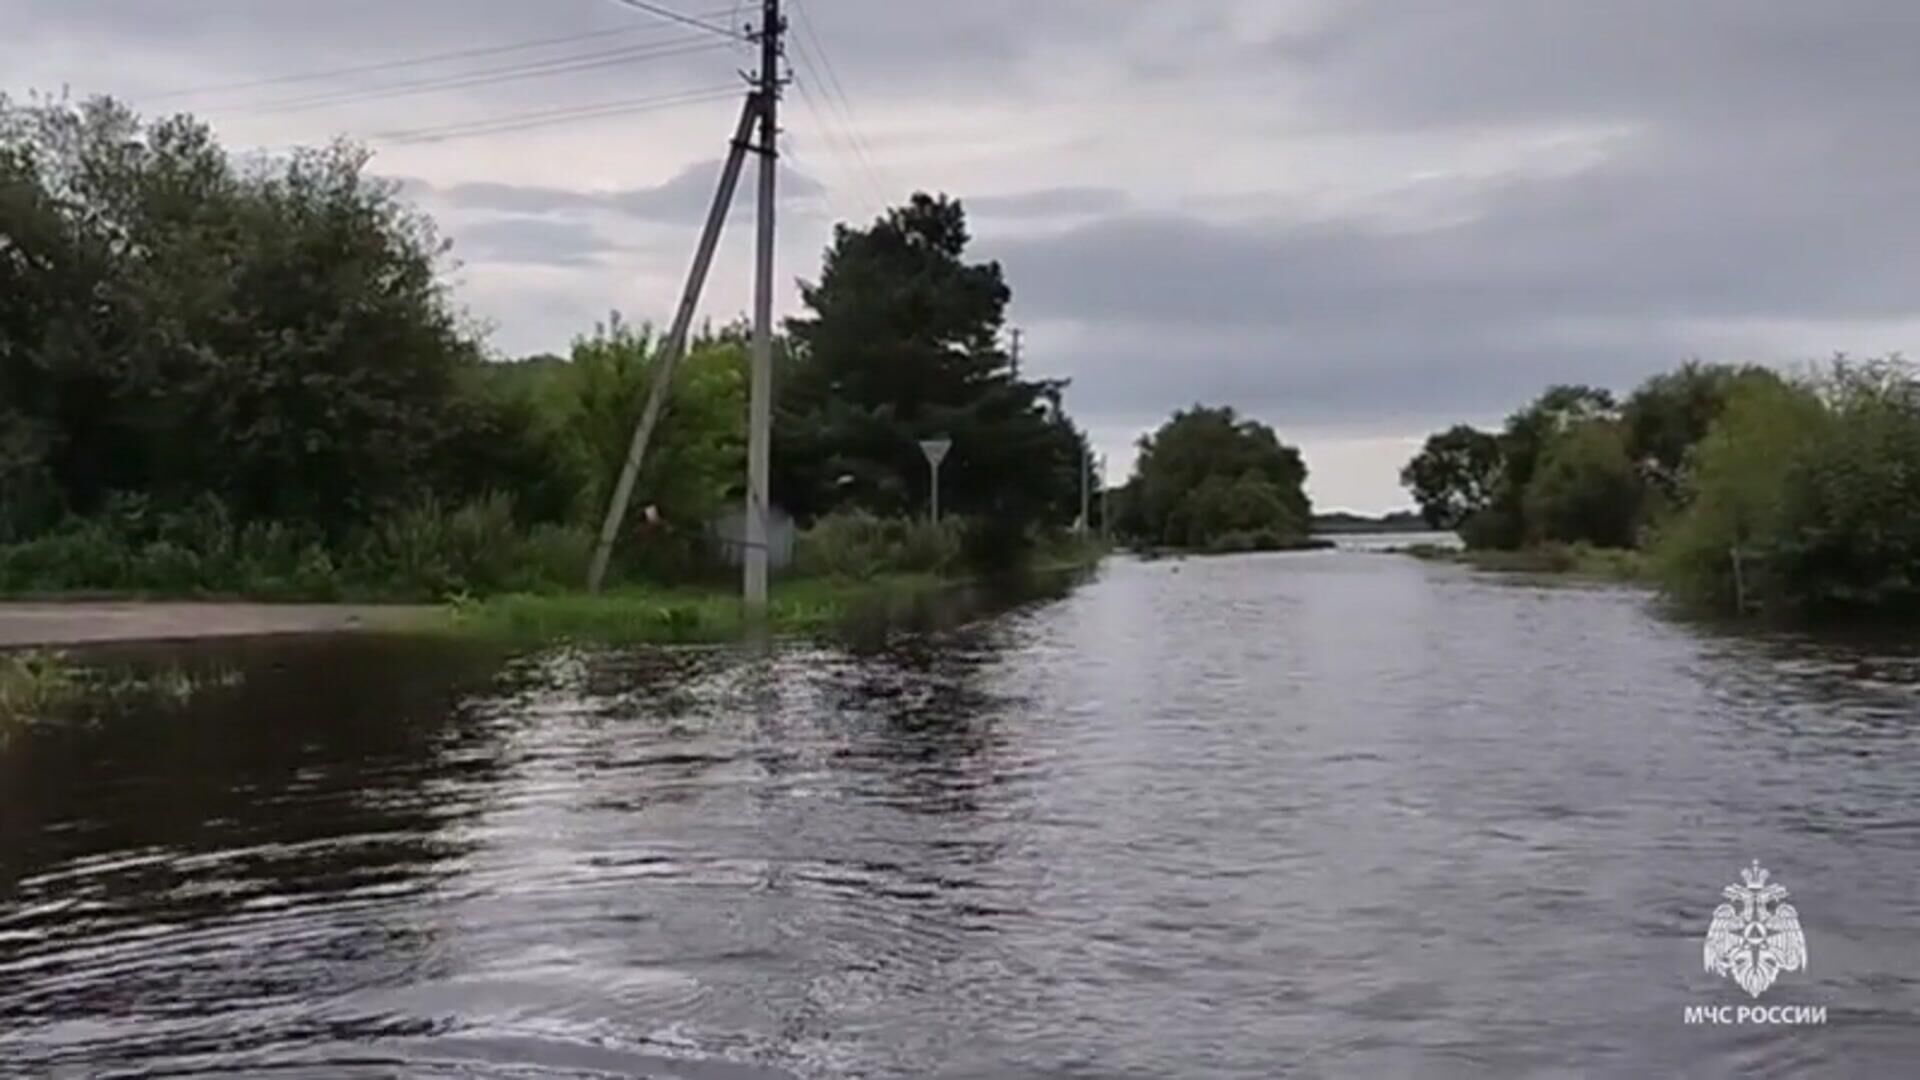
<box><xmin>1523</xmin><ymin>421</ymin><xmax>1642</xmax><ymax>548</ymax></box>
<box><xmin>796</xmin><ymin>510</ymin><xmax>965</xmax><ymax>580</ymax></box>
<box><xmin>1459</xmin><ymin>505</ymin><xmax>1525</xmax><ymax>551</ymax></box>
<box><xmin>1654</xmin><ymin>359</ymin><xmax>1920</xmax><ymax>616</ymax></box>
<box><xmin>1652</xmin><ymin>375</ymin><xmax>1829</xmax><ymax>611</ymax></box>
<box><xmin>0</xmin><ymin>493</ymin><xmax>594</xmax><ymax>600</ymax></box>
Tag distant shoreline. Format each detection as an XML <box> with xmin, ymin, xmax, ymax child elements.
<box><xmin>1310</xmin><ymin>512</ymin><xmax>1433</xmax><ymax>535</ymax></box>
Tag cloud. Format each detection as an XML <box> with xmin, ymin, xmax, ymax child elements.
<box><xmin>965</xmin><ymin>186</ymin><xmax>1130</xmax><ymax>220</ymax></box>
<box><xmin>454</xmin><ymin>216</ymin><xmax>617</xmax><ymax>268</ymax></box>
<box><xmin>416</xmin><ymin>159</ymin><xmax>826</xmax><ymax>224</ymax></box>
<box><xmin>10</xmin><ymin>0</ymin><xmax>1920</xmax><ymax>508</ymax></box>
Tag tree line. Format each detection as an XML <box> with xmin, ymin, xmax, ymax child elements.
<box><xmin>0</xmin><ymin>95</ymin><xmax>1094</xmax><ymax>597</ymax></box>
<box><xmin>1401</xmin><ymin>357</ymin><xmax>1920</xmax><ymax>617</ymax></box>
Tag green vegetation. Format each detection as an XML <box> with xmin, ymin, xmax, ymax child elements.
<box><xmin>775</xmin><ymin>194</ymin><xmax>1094</xmax><ymax>553</ymax></box>
<box><xmin>0</xmin><ymin>650</ymin><xmax>80</xmax><ymax>729</ymax></box>
<box><xmin>0</xmin><ymin>97</ymin><xmax>1101</xmax><ymax>615</ymax></box>
<box><xmin>446</xmin><ymin>574</ymin><xmax>949</xmax><ymax>645</ymax></box>
<box><xmin>1</xmin><ymin>649</ymin><xmax>244</xmax><ymax>741</ymax></box>
<box><xmin>1111</xmin><ymin>405</ymin><xmax>1317</xmax><ymax>554</ymax></box>
<box><xmin>793</xmin><ymin>510</ymin><xmax>963</xmax><ymax>580</ymax></box>
<box><xmin>1651</xmin><ymin>360</ymin><xmax>1920</xmax><ymax>617</ymax></box>
<box><xmin>1405</xmin><ymin>541</ymin><xmax>1648</xmax><ymax>581</ymax></box>
<box><xmin>0</xmin><ymin>492</ymin><xmax>590</xmax><ymax>598</ymax></box>
<box><xmin>441</xmin><ymin>517</ymin><xmax>1108</xmax><ymax>645</ymax></box>
<box><xmin>1403</xmin><ymin>357</ymin><xmax>1920</xmax><ymax>620</ymax></box>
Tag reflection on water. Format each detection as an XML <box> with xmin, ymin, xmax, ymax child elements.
<box><xmin>2</xmin><ymin>554</ymin><xmax>1917</xmax><ymax>1077</ymax></box>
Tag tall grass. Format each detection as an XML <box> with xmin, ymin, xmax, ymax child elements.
<box><xmin>794</xmin><ymin>510</ymin><xmax>963</xmax><ymax>580</ymax></box>
<box><xmin>0</xmin><ymin>650</ymin><xmax>81</xmax><ymax>730</ymax></box>
<box><xmin>446</xmin><ymin>574</ymin><xmax>949</xmax><ymax>645</ymax></box>
<box><xmin>0</xmin><ymin>493</ymin><xmax>596</xmax><ymax>601</ymax></box>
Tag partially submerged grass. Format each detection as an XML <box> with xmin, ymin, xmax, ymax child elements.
<box><xmin>0</xmin><ymin>650</ymin><xmax>83</xmax><ymax>730</ymax></box>
<box><xmin>442</xmin><ymin>573</ymin><xmax>956</xmax><ymax>645</ymax></box>
<box><xmin>1</xmin><ymin>649</ymin><xmax>245</xmax><ymax>741</ymax></box>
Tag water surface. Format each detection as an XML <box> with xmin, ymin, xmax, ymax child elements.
<box><xmin>3</xmin><ymin>553</ymin><xmax>1917</xmax><ymax>1077</ymax></box>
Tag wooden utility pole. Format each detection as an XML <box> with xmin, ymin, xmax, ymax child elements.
<box><xmin>587</xmin><ymin>97</ymin><xmax>760</xmax><ymax>594</ymax></box>
<box><xmin>1010</xmin><ymin>327</ymin><xmax>1023</xmax><ymax>378</ymax></box>
<box><xmin>744</xmin><ymin>0</ymin><xmax>783</xmax><ymax>613</ymax></box>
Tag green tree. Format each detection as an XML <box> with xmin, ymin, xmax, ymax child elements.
<box><xmin>1522</xmin><ymin>420</ymin><xmax>1643</xmax><ymax>548</ymax></box>
<box><xmin>1623</xmin><ymin>361</ymin><xmax>1782</xmax><ymax>501</ymax></box>
<box><xmin>1466</xmin><ymin>385</ymin><xmax>1620</xmax><ymax>549</ymax></box>
<box><xmin>1769</xmin><ymin>359</ymin><xmax>1920</xmax><ymax>612</ymax></box>
<box><xmin>1400</xmin><ymin>425</ymin><xmax>1502</xmax><ymax>530</ymax></box>
<box><xmin>775</xmin><ymin>194</ymin><xmax>1088</xmax><ymax>547</ymax></box>
<box><xmin>1125</xmin><ymin>405</ymin><xmax>1311</xmax><ymax>550</ymax></box>
<box><xmin>0</xmin><ymin>95</ymin><xmax>494</xmax><ymax>534</ymax></box>
<box><xmin>1652</xmin><ymin>375</ymin><xmax>1831</xmax><ymax>610</ymax></box>
<box><xmin>487</xmin><ymin>316</ymin><xmax>747</xmax><ymax>577</ymax></box>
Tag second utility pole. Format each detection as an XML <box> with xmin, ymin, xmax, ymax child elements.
<box><xmin>743</xmin><ymin>0</ymin><xmax>782</xmax><ymax>614</ymax></box>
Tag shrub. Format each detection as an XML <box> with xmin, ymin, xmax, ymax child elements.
<box><xmin>1654</xmin><ymin>358</ymin><xmax>1920</xmax><ymax>616</ymax></box>
<box><xmin>1652</xmin><ymin>376</ymin><xmax>1830</xmax><ymax>611</ymax></box>
<box><xmin>1523</xmin><ymin>420</ymin><xmax>1642</xmax><ymax>549</ymax></box>
<box><xmin>0</xmin><ymin>492</ymin><xmax>593</xmax><ymax>601</ymax></box>
<box><xmin>796</xmin><ymin>510</ymin><xmax>966</xmax><ymax>580</ymax></box>
<box><xmin>895</xmin><ymin>519</ymin><xmax>962</xmax><ymax>574</ymax></box>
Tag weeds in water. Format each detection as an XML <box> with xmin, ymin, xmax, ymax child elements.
<box><xmin>0</xmin><ymin>650</ymin><xmax>82</xmax><ymax>728</ymax></box>
<box><xmin>0</xmin><ymin>651</ymin><xmax>246</xmax><ymax>741</ymax></box>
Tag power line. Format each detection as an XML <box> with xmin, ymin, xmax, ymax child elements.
<box><xmin>779</xmin><ymin>120</ymin><xmax>856</xmax><ymax>226</ymax></box>
<box><xmin>789</xmin><ymin>0</ymin><xmax>891</xmax><ymax>204</ymax></box>
<box><xmin>369</xmin><ymin>84</ymin><xmax>741</xmax><ymax>145</ymax></box>
<box><xmin>608</xmin><ymin>0</ymin><xmax>748</xmax><ymax>41</ymax></box>
<box><xmin>144</xmin><ymin>12</ymin><xmax>737</xmax><ymax>102</ymax></box>
<box><xmin>226</xmin><ymin>37</ymin><xmax>727</xmax><ymax>116</ymax></box>
<box><xmin>787</xmin><ymin>70</ymin><xmax>881</xmax><ymax>216</ymax></box>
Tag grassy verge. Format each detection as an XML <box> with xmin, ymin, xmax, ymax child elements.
<box><xmin>1401</xmin><ymin>542</ymin><xmax>1650</xmax><ymax>582</ymax></box>
<box><xmin>438</xmin><ymin>533</ymin><xmax>1115</xmax><ymax>646</ymax></box>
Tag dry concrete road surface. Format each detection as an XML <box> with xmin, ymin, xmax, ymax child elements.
<box><xmin>0</xmin><ymin>602</ymin><xmax>438</xmax><ymax>648</ymax></box>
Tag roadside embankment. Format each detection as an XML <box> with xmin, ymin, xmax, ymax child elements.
<box><xmin>0</xmin><ymin>602</ymin><xmax>436</xmax><ymax>648</ymax></box>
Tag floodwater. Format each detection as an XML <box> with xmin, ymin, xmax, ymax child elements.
<box><xmin>2</xmin><ymin>552</ymin><xmax>1917</xmax><ymax>1078</ymax></box>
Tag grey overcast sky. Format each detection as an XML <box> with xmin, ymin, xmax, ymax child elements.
<box><xmin>9</xmin><ymin>0</ymin><xmax>1920</xmax><ymax>512</ymax></box>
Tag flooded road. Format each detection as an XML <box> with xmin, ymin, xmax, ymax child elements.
<box><xmin>3</xmin><ymin>552</ymin><xmax>1918</xmax><ymax>1077</ymax></box>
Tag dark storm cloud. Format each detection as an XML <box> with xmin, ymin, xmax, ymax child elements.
<box><xmin>965</xmin><ymin>0</ymin><xmax>1920</xmax><ymax>432</ymax></box>
<box><xmin>1275</xmin><ymin>0</ymin><xmax>1920</xmax><ymax>131</ymax></box>
<box><xmin>10</xmin><ymin>0</ymin><xmax>1920</xmax><ymax>461</ymax></box>
<box><xmin>994</xmin><ymin>147</ymin><xmax>1920</xmax><ymax>334</ymax></box>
